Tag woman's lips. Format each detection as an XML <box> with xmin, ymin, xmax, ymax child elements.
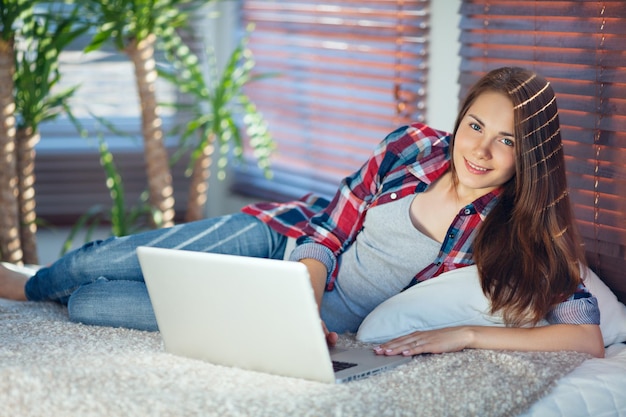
<box><xmin>465</xmin><ymin>158</ymin><xmax>490</xmax><ymax>175</ymax></box>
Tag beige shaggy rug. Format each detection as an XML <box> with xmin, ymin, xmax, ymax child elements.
<box><xmin>0</xmin><ymin>299</ymin><xmax>589</xmax><ymax>417</ymax></box>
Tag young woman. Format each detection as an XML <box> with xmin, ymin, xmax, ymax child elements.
<box><xmin>0</xmin><ymin>67</ymin><xmax>604</xmax><ymax>358</ymax></box>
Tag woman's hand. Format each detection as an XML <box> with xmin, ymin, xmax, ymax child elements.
<box><xmin>374</xmin><ymin>327</ymin><xmax>473</xmax><ymax>356</ymax></box>
<box><xmin>323</xmin><ymin>320</ymin><xmax>339</xmax><ymax>346</ymax></box>
<box><xmin>374</xmin><ymin>324</ymin><xmax>605</xmax><ymax>358</ymax></box>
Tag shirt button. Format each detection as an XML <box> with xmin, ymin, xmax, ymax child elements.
<box><xmin>390</xmin><ymin>192</ymin><xmax>397</xmax><ymax>200</ymax></box>
<box><xmin>464</xmin><ymin>208</ymin><xmax>471</xmax><ymax>215</ymax></box>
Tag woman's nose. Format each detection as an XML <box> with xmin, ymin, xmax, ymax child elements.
<box><xmin>472</xmin><ymin>138</ymin><xmax>492</xmax><ymax>159</ymax></box>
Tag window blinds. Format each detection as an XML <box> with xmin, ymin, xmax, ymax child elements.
<box><xmin>459</xmin><ymin>0</ymin><xmax>626</xmax><ymax>302</ymax></box>
<box><xmin>234</xmin><ymin>0</ymin><xmax>431</xmax><ymax>200</ymax></box>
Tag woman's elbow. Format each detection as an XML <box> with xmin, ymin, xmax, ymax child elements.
<box><xmin>581</xmin><ymin>324</ymin><xmax>605</xmax><ymax>358</ymax></box>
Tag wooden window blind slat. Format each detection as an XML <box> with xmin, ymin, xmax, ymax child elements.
<box><xmin>460</xmin><ymin>0</ymin><xmax>626</xmax><ymax>303</ymax></box>
<box><xmin>233</xmin><ymin>0</ymin><xmax>430</xmax><ymax>200</ymax></box>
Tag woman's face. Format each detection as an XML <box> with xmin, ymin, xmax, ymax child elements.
<box><xmin>453</xmin><ymin>91</ymin><xmax>517</xmax><ymax>199</ymax></box>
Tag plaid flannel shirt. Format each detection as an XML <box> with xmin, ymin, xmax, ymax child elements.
<box><xmin>242</xmin><ymin>123</ymin><xmax>501</xmax><ymax>290</ymax></box>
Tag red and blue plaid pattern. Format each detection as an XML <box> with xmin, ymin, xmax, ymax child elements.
<box><xmin>242</xmin><ymin>123</ymin><xmax>501</xmax><ymax>290</ymax></box>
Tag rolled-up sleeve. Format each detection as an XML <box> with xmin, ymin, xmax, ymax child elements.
<box><xmin>289</xmin><ymin>242</ymin><xmax>336</xmax><ymax>286</ymax></box>
<box><xmin>546</xmin><ymin>295</ymin><xmax>601</xmax><ymax>325</ymax></box>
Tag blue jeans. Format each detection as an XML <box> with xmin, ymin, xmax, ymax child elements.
<box><xmin>25</xmin><ymin>213</ymin><xmax>363</xmax><ymax>333</ymax></box>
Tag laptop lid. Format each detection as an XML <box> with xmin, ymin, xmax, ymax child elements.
<box><xmin>137</xmin><ymin>246</ymin><xmax>410</xmax><ymax>383</ymax></box>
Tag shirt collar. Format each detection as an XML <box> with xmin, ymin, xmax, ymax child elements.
<box><xmin>471</xmin><ymin>188</ymin><xmax>502</xmax><ymax>219</ymax></box>
<box><xmin>406</xmin><ymin>137</ymin><xmax>452</xmax><ymax>185</ymax></box>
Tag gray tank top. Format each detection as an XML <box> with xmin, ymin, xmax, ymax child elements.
<box><xmin>335</xmin><ymin>194</ymin><xmax>440</xmax><ymax>317</ymax></box>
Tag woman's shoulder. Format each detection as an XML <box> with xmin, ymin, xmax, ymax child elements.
<box><xmin>382</xmin><ymin>123</ymin><xmax>451</xmax><ymax>156</ymax></box>
<box><xmin>375</xmin><ymin>124</ymin><xmax>452</xmax><ymax>174</ymax></box>
<box><xmin>408</xmin><ymin>122</ymin><xmax>451</xmax><ymax>141</ymax></box>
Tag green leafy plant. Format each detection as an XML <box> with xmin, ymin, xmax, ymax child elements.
<box><xmin>13</xmin><ymin>6</ymin><xmax>89</xmax><ymax>263</ymax></box>
<box><xmin>61</xmin><ymin>135</ymin><xmax>157</xmax><ymax>255</ymax></box>
<box><xmin>69</xmin><ymin>0</ymin><xmax>219</xmax><ymax>227</ymax></box>
<box><xmin>2</xmin><ymin>1</ymin><xmax>277</xmax><ymax>260</ymax></box>
<box><xmin>160</xmin><ymin>23</ymin><xmax>275</xmax><ymax>221</ymax></box>
<box><xmin>60</xmin><ymin>114</ymin><xmax>159</xmax><ymax>254</ymax></box>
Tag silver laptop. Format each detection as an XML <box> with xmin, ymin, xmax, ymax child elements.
<box><xmin>137</xmin><ymin>246</ymin><xmax>411</xmax><ymax>383</ymax></box>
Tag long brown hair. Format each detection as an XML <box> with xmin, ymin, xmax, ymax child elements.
<box><xmin>451</xmin><ymin>67</ymin><xmax>585</xmax><ymax>326</ymax></box>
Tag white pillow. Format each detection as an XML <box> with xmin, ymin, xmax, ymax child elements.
<box><xmin>582</xmin><ymin>267</ymin><xmax>626</xmax><ymax>346</ymax></box>
<box><xmin>357</xmin><ymin>265</ymin><xmax>626</xmax><ymax>347</ymax></box>
<box><xmin>357</xmin><ymin>266</ymin><xmax>503</xmax><ymax>343</ymax></box>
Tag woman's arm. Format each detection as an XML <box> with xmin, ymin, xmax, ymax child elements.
<box><xmin>375</xmin><ymin>324</ymin><xmax>605</xmax><ymax>358</ymax></box>
<box><xmin>300</xmin><ymin>258</ymin><xmax>338</xmax><ymax>346</ymax></box>
<box><xmin>300</xmin><ymin>258</ymin><xmax>328</xmax><ymax>311</ymax></box>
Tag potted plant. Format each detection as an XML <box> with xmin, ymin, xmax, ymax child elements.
<box><xmin>73</xmin><ymin>0</ymin><xmax>218</xmax><ymax>227</ymax></box>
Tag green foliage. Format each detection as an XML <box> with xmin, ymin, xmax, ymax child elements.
<box><xmin>13</xmin><ymin>6</ymin><xmax>89</xmax><ymax>130</ymax></box>
<box><xmin>0</xmin><ymin>0</ymin><xmax>33</xmax><ymax>41</ymax></box>
<box><xmin>4</xmin><ymin>0</ymin><xmax>277</xmax><ymax>249</ymax></box>
<box><xmin>61</xmin><ymin>134</ymin><xmax>158</xmax><ymax>255</ymax></box>
<box><xmin>97</xmin><ymin>136</ymin><xmax>160</xmax><ymax>236</ymax></box>
<box><xmin>58</xmin><ymin>108</ymin><xmax>162</xmax><ymax>254</ymax></box>
<box><xmin>67</xmin><ymin>0</ymin><xmax>208</xmax><ymax>52</ymax></box>
<box><xmin>64</xmin><ymin>0</ymin><xmax>276</xmax><ymax>185</ymax></box>
<box><xmin>160</xmin><ymin>23</ymin><xmax>276</xmax><ymax>180</ymax></box>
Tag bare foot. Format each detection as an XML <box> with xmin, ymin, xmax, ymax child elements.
<box><xmin>0</xmin><ymin>263</ymin><xmax>30</xmax><ymax>301</ymax></box>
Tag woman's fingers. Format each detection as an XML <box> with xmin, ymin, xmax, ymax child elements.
<box><xmin>374</xmin><ymin>327</ymin><xmax>472</xmax><ymax>356</ymax></box>
<box><xmin>322</xmin><ymin>320</ymin><xmax>338</xmax><ymax>346</ymax></box>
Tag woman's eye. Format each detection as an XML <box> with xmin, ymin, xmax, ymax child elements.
<box><xmin>501</xmin><ymin>138</ymin><xmax>514</xmax><ymax>147</ymax></box>
<box><xmin>470</xmin><ymin>123</ymin><xmax>481</xmax><ymax>132</ymax></box>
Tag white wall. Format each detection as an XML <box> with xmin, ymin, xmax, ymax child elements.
<box><xmin>427</xmin><ymin>0</ymin><xmax>462</xmax><ymax>132</ymax></box>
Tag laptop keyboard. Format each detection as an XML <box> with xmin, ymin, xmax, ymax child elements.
<box><xmin>332</xmin><ymin>360</ymin><xmax>358</xmax><ymax>372</ymax></box>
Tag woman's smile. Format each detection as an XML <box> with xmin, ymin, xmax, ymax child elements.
<box><xmin>464</xmin><ymin>158</ymin><xmax>490</xmax><ymax>174</ymax></box>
